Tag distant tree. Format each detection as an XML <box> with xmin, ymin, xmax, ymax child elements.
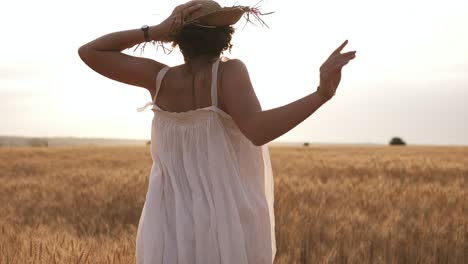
<box><xmin>303</xmin><ymin>142</ymin><xmax>310</xmax><ymax>147</ymax></box>
<box><xmin>389</xmin><ymin>137</ymin><xmax>406</xmax><ymax>146</ymax></box>
<box><xmin>28</xmin><ymin>138</ymin><xmax>48</xmax><ymax>147</ymax></box>
<box><xmin>146</xmin><ymin>140</ymin><xmax>151</xmax><ymax>146</ymax></box>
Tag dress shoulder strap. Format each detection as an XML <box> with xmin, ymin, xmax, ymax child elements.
<box><xmin>210</xmin><ymin>58</ymin><xmax>220</xmax><ymax>107</ymax></box>
<box><xmin>153</xmin><ymin>66</ymin><xmax>170</xmax><ymax>103</ymax></box>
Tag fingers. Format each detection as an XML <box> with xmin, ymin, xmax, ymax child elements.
<box><xmin>185</xmin><ymin>3</ymin><xmax>202</xmax><ymax>14</ymax></box>
<box><xmin>172</xmin><ymin>2</ymin><xmax>202</xmax><ymax>26</ymax></box>
<box><xmin>321</xmin><ymin>52</ymin><xmax>356</xmax><ymax>73</ymax></box>
<box><xmin>334</xmin><ymin>40</ymin><xmax>348</xmax><ymax>54</ymax></box>
<box><xmin>184</xmin><ymin>1</ymin><xmax>201</xmax><ymax>8</ymax></box>
<box><xmin>326</xmin><ymin>51</ymin><xmax>356</xmax><ymax>64</ymax></box>
<box><xmin>173</xmin><ymin>4</ymin><xmax>184</xmax><ymax>13</ymax></box>
<box><xmin>329</xmin><ymin>59</ymin><xmax>352</xmax><ymax>70</ymax></box>
<box><xmin>328</xmin><ymin>40</ymin><xmax>348</xmax><ymax>59</ymax></box>
<box><xmin>174</xmin><ymin>1</ymin><xmax>199</xmax><ymax>12</ymax></box>
<box><xmin>181</xmin><ymin>3</ymin><xmax>202</xmax><ymax>20</ymax></box>
<box><xmin>341</xmin><ymin>51</ymin><xmax>357</xmax><ymax>57</ymax></box>
<box><xmin>325</xmin><ymin>47</ymin><xmax>355</xmax><ymax>64</ymax></box>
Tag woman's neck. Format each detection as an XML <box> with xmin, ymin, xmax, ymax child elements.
<box><xmin>183</xmin><ymin>55</ymin><xmax>219</xmax><ymax>73</ymax></box>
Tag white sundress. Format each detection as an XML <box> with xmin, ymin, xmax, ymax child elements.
<box><xmin>135</xmin><ymin>58</ymin><xmax>276</xmax><ymax>264</ymax></box>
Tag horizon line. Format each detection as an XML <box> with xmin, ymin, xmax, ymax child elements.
<box><xmin>1</xmin><ymin>134</ymin><xmax>467</xmax><ymax>147</ymax></box>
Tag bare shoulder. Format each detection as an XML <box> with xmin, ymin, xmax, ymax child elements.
<box><xmin>220</xmin><ymin>58</ymin><xmax>250</xmax><ymax>88</ymax></box>
<box><xmin>221</xmin><ymin>58</ymin><xmax>248</xmax><ymax>73</ymax></box>
<box><xmin>220</xmin><ymin>57</ymin><xmax>261</xmax><ymax>119</ymax></box>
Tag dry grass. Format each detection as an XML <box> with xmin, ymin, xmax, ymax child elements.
<box><xmin>0</xmin><ymin>145</ymin><xmax>467</xmax><ymax>263</ymax></box>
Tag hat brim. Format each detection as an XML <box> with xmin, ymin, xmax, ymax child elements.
<box><xmin>185</xmin><ymin>7</ymin><xmax>245</xmax><ymax>27</ymax></box>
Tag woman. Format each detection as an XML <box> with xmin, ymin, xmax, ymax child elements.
<box><xmin>78</xmin><ymin>1</ymin><xmax>356</xmax><ymax>263</ymax></box>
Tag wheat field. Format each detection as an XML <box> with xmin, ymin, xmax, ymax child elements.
<box><xmin>0</xmin><ymin>145</ymin><xmax>467</xmax><ymax>263</ymax></box>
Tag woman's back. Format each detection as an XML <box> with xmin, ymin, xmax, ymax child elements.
<box><xmin>149</xmin><ymin>56</ymin><xmax>230</xmax><ymax>114</ymax></box>
<box><xmin>135</xmin><ymin>57</ymin><xmax>276</xmax><ymax>264</ymax></box>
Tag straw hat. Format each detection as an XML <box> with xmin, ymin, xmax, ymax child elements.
<box><xmin>132</xmin><ymin>0</ymin><xmax>272</xmax><ymax>55</ymax></box>
<box><xmin>178</xmin><ymin>0</ymin><xmax>273</xmax><ymax>29</ymax></box>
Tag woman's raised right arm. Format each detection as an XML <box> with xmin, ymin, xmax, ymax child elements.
<box><xmin>222</xmin><ymin>41</ymin><xmax>356</xmax><ymax>146</ymax></box>
<box><xmin>77</xmin><ymin>2</ymin><xmax>202</xmax><ymax>91</ymax></box>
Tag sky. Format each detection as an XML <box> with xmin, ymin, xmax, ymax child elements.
<box><xmin>1</xmin><ymin>0</ymin><xmax>467</xmax><ymax>145</ymax></box>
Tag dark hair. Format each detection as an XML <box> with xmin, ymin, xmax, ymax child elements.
<box><xmin>171</xmin><ymin>24</ymin><xmax>235</xmax><ymax>62</ymax></box>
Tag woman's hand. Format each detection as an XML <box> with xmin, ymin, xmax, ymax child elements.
<box><xmin>156</xmin><ymin>1</ymin><xmax>202</xmax><ymax>42</ymax></box>
<box><xmin>317</xmin><ymin>40</ymin><xmax>356</xmax><ymax>101</ymax></box>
